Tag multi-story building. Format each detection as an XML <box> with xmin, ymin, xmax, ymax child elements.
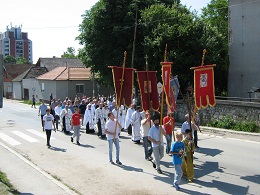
<box><xmin>0</xmin><ymin>24</ymin><xmax>33</xmax><ymax>63</ymax></box>
<box><xmin>228</xmin><ymin>0</ymin><xmax>260</xmax><ymax>98</ymax></box>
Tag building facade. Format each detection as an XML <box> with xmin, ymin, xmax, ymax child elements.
<box><xmin>0</xmin><ymin>24</ymin><xmax>33</xmax><ymax>63</ymax></box>
<box><xmin>228</xmin><ymin>0</ymin><xmax>260</xmax><ymax>98</ymax></box>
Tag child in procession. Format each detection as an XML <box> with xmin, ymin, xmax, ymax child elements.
<box><xmin>71</xmin><ymin>107</ymin><xmax>81</xmax><ymax>145</ymax></box>
<box><xmin>43</xmin><ymin>108</ymin><xmax>56</xmax><ymax>148</ymax></box>
<box><xmin>170</xmin><ymin>131</ymin><xmax>184</xmax><ymax>191</ymax></box>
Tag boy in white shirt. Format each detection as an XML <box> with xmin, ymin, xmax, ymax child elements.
<box><xmin>43</xmin><ymin>108</ymin><xmax>56</xmax><ymax>148</ymax></box>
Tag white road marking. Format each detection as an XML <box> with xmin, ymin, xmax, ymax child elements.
<box><xmin>26</xmin><ymin>129</ymin><xmax>55</xmax><ymax>139</ymax></box>
<box><xmin>11</xmin><ymin>131</ymin><xmax>39</xmax><ymax>143</ymax></box>
<box><xmin>0</xmin><ymin>133</ymin><xmax>21</xmax><ymax>146</ymax></box>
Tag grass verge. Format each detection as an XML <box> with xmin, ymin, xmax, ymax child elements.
<box><xmin>0</xmin><ymin>170</ymin><xmax>19</xmax><ymax>195</ymax></box>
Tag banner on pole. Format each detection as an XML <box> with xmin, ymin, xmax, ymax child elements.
<box><xmin>112</xmin><ymin>66</ymin><xmax>134</xmax><ymax>107</ymax></box>
<box><xmin>161</xmin><ymin>62</ymin><xmax>175</xmax><ymax>113</ymax></box>
<box><xmin>137</xmin><ymin>71</ymin><xmax>160</xmax><ymax>111</ymax></box>
<box><xmin>193</xmin><ymin>64</ymin><xmax>216</xmax><ymax>109</ymax></box>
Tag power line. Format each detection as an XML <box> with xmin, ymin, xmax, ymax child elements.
<box><xmin>0</xmin><ymin>0</ymin><xmax>259</xmax><ymax>32</ymax></box>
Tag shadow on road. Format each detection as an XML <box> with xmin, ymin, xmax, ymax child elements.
<box><xmin>19</xmin><ymin>193</ymin><xmax>34</xmax><ymax>195</ymax></box>
<box><xmin>116</xmin><ymin>164</ymin><xmax>143</xmax><ymax>172</ymax></box>
<box><xmin>77</xmin><ymin>143</ymin><xmax>95</xmax><ymax>148</ymax></box>
<box><xmin>195</xmin><ymin>179</ymin><xmax>249</xmax><ymax>194</ymax></box>
<box><xmin>241</xmin><ymin>174</ymin><xmax>260</xmax><ymax>185</ymax></box>
<box><xmin>179</xmin><ymin>188</ymin><xmax>211</xmax><ymax>195</ymax></box>
<box><xmin>195</xmin><ymin>161</ymin><xmax>223</xmax><ymax>179</ymax></box>
<box><xmin>49</xmin><ymin>146</ymin><xmax>67</xmax><ymax>152</ymax></box>
<box><xmin>195</xmin><ymin>147</ymin><xmax>223</xmax><ymax>157</ymax></box>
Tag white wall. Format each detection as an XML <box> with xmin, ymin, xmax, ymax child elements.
<box><xmin>12</xmin><ymin>82</ymin><xmax>22</xmax><ymax>100</ymax></box>
<box><xmin>22</xmin><ymin>78</ymin><xmax>43</xmax><ymax>102</ymax></box>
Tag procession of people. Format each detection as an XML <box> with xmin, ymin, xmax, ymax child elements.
<box><xmin>38</xmin><ymin>93</ymin><xmax>199</xmax><ymax>191</ymax></box>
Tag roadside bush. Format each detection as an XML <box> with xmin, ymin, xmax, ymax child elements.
<box><xmin>207</xmin><ymin>116</ymin><xmax>260</xmax><ymax>133</ymax></box>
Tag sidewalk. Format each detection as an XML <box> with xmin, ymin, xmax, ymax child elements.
<box><xmin>0</xmin><ymin>142</ymin><xmax>77</xmax><ymax>195</ymax></box>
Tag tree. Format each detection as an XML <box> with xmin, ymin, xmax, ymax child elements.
<box><xmin>4</xmin><ymin>55</ymin><xmax>16</xmax><ymax>64</ymax></box>
<box><xmin>61</xmin><ymin>47</ymin><xmax>77</xmax><ymax>58</ymax></box>
<box><xmin>201</xmin><ymin>0</ymin><xmax>229</xmax><ymax>95</ymax></box>
<box><xmin>77</xmin><ymin>0</ymin><xmax>181</xmax><ymax>86</ymax></box>
<box><xmin>4</xmin><ymin>55</ymin><xmax>30</xmax><ymax>64</ymax></box>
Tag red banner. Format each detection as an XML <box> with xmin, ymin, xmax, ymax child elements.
<box><xmin>193</xmin><ymin>65</ymin><xmax>216</xmax><ymax>109</ymax></box>
<box><xmin>112</xmin><ymin>66</ymin><xmax>134</xmax><ymax>107</ymax></box>
<box><xmin>136</xmin><ymin>71</ymin><xmax>160</xmax><ymax>111</ymax></box>
<box><xmin>161</xmin><ymin>62</ymin><xmax>175</xmax><ymax>112</ymax></box>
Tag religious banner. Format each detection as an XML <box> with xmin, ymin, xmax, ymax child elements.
<box><xmin>161</xmin><ymin>62</ymin><xmax>175</xmax><ymax>112</ymax></box>
<box><xmin>136</xmin><ymin>71</ymin><xmax>160</xmax><ymax>111</ymax></box>
<box><xmin>112</xmin><ymin>66</ymin><xmax>134</xmax><ymax>107</ymax></box>
<box><xmin>193</xmin><ymin>64</ymin><xmax>216</xmax><ymax>109</ymax></box>
<box><xmin>167</xmin><ymin>76</ymin><xmax>180</xmax><ymax>113</ymax></box>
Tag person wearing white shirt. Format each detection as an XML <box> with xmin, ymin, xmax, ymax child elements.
<box><xmin>95</xmin><ymin>103</ymin><xmax>106</xmax><ymax>137</ymax></box>
<box><xmin>54</xmin><ymin>103</ymin><xmax>62</xmax><ymax>130</ymax></box>
<box><xmin>83</xmin><ymin>104</ymin><xmax>95</xmax><ymax>134</ymax></box>
<box><xmin>181</xmin><ymin>114</ymin><xmax>198</xmax><ymax>138</ymax></box>
<box><xmin>148</xmin><ymin>115</ymin><xmax>166</xmax><ymax>174</ymax></box>
<box><xmin>141</xmin><ymin>112</ymin><xmax>153</xmax><ymax>161</ymax></box>
<box><xmin>43</xmin><ymin>108</ymin><xmax>56</xmax><ymax>147</ymax></box>
<box><xmin>105</xmin><ymin>112</ymin><xmax>122</xmax><ymax>165</ymax></box>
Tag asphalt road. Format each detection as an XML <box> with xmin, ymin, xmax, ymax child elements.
<box><xmin>0</xmin><ymin>99</ymin><xmax>259</xmax><ymax>195</ymax></box>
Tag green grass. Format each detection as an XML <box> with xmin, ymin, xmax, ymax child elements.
<box><xmin>0</xmin><ymin>171</ymin><xmax>19</xmax><ymax>195</ymax></box>
<box><xmin>20</xmin><ymin>100</ymin><xmax>41</xmax><ymax>106</ymax></box>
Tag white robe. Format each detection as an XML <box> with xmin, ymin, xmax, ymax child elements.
<box><xmin>125</xmin><ymin>107</ymin><xmax>135</xmax><ymax>129</ymax></box>
<box><xmin>60</xmin><ymin>108</ymin><xmax>72</xmax><ymax>132</ymax></box>
<box><xmin>83</xmin><ymin>109</ymin><xmax>95</xmax><ymax>129</ymax></box>
<box><xmin>130</xmin><ymin>111</ymin><xmax>141</xmax><ymax>141</ymax></box>
<box><xmin>95</xmin><ymin>107</ymin><xmax>106</xmax><ymax>135</ymax></box>
<box><xmin>119</xmin><ymin>106</ymin><xmax>126</xmax><ymax>129</ymax></box>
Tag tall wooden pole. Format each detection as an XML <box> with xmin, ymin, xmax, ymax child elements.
<box><xmin>114</xmin><ymin>51</ymin><xmax>127</xmax><ymax>141</ymax></box>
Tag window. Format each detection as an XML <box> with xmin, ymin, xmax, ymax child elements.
<box><xmin>76</xmin><ymin>84</ymin><xmax>84</xmax><ymax>94</ymax></box>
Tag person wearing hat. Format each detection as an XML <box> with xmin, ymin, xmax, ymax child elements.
<box><xmin>130</xmin><ymin>106</ymin><xmax>142</xmax><ymax>143</ymax></box>
<box><xmin>148</xmin><ymin>115</ymin><xmax>166</xmax><ymax>174</ymax></box>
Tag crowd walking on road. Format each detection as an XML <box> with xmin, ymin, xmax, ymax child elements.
<box><xmin>36</xmin><ymin>93</ymin><xmax>198</xmax><ymax>191</ymax></box>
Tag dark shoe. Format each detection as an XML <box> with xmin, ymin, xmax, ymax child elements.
<box><xmin>157</xmin><ymin>169</ymin><xmax>162</xmax><ymax>174</ymax></box>
<box><xmin>77</xmin><ymin>141</ymin><xmax>80</xmax><ymax>145</ymax></box>
<box><xmin>110</xmin><ymin>161</ymin><xmax>115</xmax><ymax>165</ymax></box>
<box><xmin>174</xmin><ymin>183</ymin><xmax>180</xmax><ymax>191</ymax></box>
<box><xmin>146</xmin><ymin>156</ymin><xmax>153</xmax><ymax>161</ymax></box>
<box><xmin>151</xmin><ymin>160</ymin><xmax>156</xmax><ymax>169</ymax></box>
<box><xmin>71</xmin><ymin>137</ymin><xmax>73</xmax><ymax>142</ymax></box>
<box><xmin>116</xmin><ymin>160</ymin><xmax>122</xmax><ymax>165</ymax></box>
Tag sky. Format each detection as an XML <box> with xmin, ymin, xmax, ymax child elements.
<box><xmin>0</xmin><ymin>0</ymin><xmax>210</xmax><ymax>64</ymax></box>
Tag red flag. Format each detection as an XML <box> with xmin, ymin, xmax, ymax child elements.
<box><xmin>112</xmin><ymin>66</ymin><xmax>134</xmax><ymax>107</ymax></box>
<box><xmin>136</xmin><ymin>71</ymin><xmax>160</xmax><ymax>111</ymax></box>
<box><xmin>161</xmin><ymin>62</ymin><xmax>175</xmax><ymax>112</ymax></box>
<box><xmin>193</xmin><ymin>64</ymin><xmax>216</xmax><ymax>109</ymax></box>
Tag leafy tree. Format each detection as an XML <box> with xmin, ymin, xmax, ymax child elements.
<box><xmin>4</xmin><ymin>55</ymin><xmax>16</xmax><ymax>64</ymax></box>
<box><xmin>16</xmin><ymin>57</ymin><xmax>30</xmax><ymax>64</ymax></box>
<box><xmin>61</xmin><ymin>47</ymin><xmax>77</xmax><ymax>58</ymax></box>
<box><xmin>201</xmin><ymin>0</ymin><xmax>229</xmax><ymax>95</ymax></box>
<box><xmin>4</xmin><ymin>55</ymin><xmax>30</xmax><ymax>64</ymax></box>
<box><xmin>77</xmin><ymin>0</ymin><xmax>181</xmax><ymax>86</ymax></box>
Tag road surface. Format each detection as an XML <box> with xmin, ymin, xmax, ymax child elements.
<box><xmin>0</xmin><ymin>99</ymin><xmax>259</xmax><ymax>195</ymax></box>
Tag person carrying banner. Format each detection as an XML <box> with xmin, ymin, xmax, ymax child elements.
<box><xmin>163</xmin><ymin>112</ymin><xmax>175</xmax><ymax>155</ymax></box>
<box><xmin>148</xmin><ymin>115</ymin><xmax>166</xmax><ymax>174</ymax></box>
<box><xmin>181</xmin><ymin>114</ymin><xmax>198</xmax><ymax>137</ymax></box>
<box><xmin>105</xmin><ymin>112</ymin><xmax>122</xmax><ymax>165</ymax></box>
<box><xmin>141</xmin><ymin>112</ymin><xmax>153</xmax><ymax>161</ymax></box>
<box><xmin>130</xmin><ymin>106</ymin><xmax>142</xmax><ymax>143</ymax></box>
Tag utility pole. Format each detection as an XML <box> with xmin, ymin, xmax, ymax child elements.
<box><xmin>131</xmin><ymin>7</ymin><xmax>138</xmax><ymax>68</ymax></box>
<box><xmin>0</xmin><ymin>54</ymin><xmax>3</xmax><ymax>108</ymax></box>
